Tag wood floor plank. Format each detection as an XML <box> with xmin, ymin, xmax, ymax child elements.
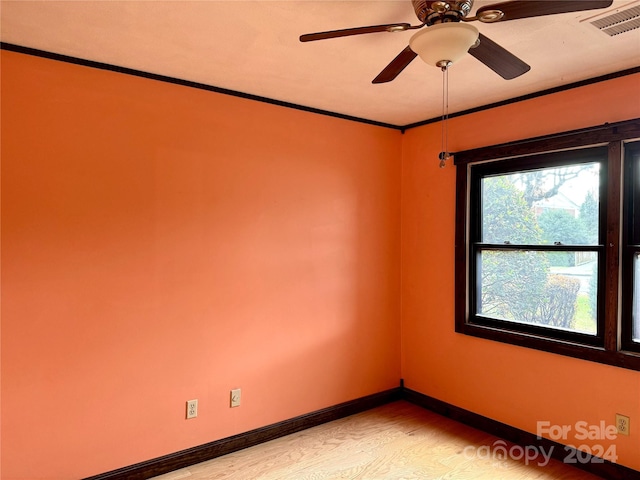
<box><xmin>151</xmin><ymin>401</ymin><xmax>604</xmax><ymax>480</ymax></box>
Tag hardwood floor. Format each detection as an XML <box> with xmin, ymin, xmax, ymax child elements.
<box><xmin>151</xmin><ymin>401</ymin><xmax>603</xmax><ymax>480</ymax></box>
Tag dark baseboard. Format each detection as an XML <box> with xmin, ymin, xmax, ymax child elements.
<box><xmin>85</xmin><ymin>385</ymin><xmax>639</xmax><ymax>480</ymax></box>
<box><xmin>83</xmin><ymin>387</ymin><xmax>402</xmax><ymax>480</ymax></box>
<box><xmin>403</xmin><ymin>388</ymin><xmax>640</xmax><ymax>480</ymax></box>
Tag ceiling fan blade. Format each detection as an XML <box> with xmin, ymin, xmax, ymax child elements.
<box><xmin>477</xmin><ymin>0</ymin><xmax>613</xmax><ymax>22</ymax></box>
<box><xmin>468</xmin><ymin>33</ymin><xmax>530</xmax><ymax>80</ymax></box>
<box><xmin>300</xmin><ymin>23</ymin><xmax>411</xmax><ymax>42</ymax></box>
<box><xmin>372</xmin><ymin>46</ymin><xmax>418</xmax><ymax>84</ymax></box>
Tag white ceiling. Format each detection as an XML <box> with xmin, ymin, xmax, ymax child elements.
<box><xmin>1</xmin><ymin>0</ymin><xmax>639</xmax><ymax>127</ymax></box>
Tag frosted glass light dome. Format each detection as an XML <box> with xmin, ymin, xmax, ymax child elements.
<box><xmin>409</xmin><ymin>23</ymin><xmax>479</xmax><ymax>67</ymax></box>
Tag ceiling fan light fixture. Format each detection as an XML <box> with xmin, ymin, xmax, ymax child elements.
<box><xmin>409</xmin><ymin>22</ymin><xmax>479</xmax><ymax>66</ymax></box>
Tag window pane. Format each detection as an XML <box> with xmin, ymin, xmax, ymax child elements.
<box><xmin>477</xmin><ymin>250</ymin><xmax>597</xmax><ymax>335</ymax></box>
<box><xmin>632</xmin><ymin>151</ymin><xmax>640</xmax><ymax>245</ymax></box>
<box><xmin>481</xmin><ymin>163</ymin><xmax>600</xmax><ymax>245</ymax></box>
<box><xmin>634</xmin><ymin>254</ymin><xmax>640</xmax><ymax>342</ymax></box>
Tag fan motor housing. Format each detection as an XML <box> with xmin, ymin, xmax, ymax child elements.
<box><xmin>412</xmin><ymin>0</ymin><xmax>474</xmax><ymax>24</ymax></box>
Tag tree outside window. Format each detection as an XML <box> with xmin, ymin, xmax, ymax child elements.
<box><xmin>477</xmin><ymin>163</ymin><xmax>599</xmax><ymax>334</ymax></box>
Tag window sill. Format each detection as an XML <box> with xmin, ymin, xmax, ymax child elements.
<box><xmin>457</xmin><ymin>322</ymin><xmax>640</xmax><ymax>371</ymax></box>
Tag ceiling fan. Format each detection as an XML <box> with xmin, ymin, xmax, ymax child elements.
<box><xmin>300</xmin><ymin>0</ymin><xmax>614</xmax><ymax>83</ymax></box>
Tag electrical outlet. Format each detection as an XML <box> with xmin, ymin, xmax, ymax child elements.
<box><xmin>230</xmin><ymin>388</ymin><xmax>241</xmax><ymax>408</ymax></box>
<box><xmin>616</xmin><ymin>414</ymin><xmax>630</xmax><ymax>436</ymax></box>
<box><xmin>186</xmin><ymin>399</ymin><xmax>198</xmax><ymax>419</ymax></box>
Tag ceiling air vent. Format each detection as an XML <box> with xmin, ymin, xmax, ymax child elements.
<box><xmin>590</xmin><ymin>4</ymin><xmax>640</xmax><ymax>36</ymax></box>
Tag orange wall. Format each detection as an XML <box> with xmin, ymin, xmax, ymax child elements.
<box><xmin>0</xmin><ymin>51</ymin><xmax>401</xmax><ymax>479</ymax></box>
<box><xmin>401</xmin><ymin>73</ymin><xmax>640</xmax><ymax>471</ymax></box>
<box><xmin>3</xmin><ymin>47</ymin><xmax>640</xmax><ymax>479</ymax></box>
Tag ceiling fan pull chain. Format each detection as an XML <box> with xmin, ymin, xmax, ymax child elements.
<box><xmin>439</xmin><ymin>64</ymin><xmax>451</xmax><ymax>168</ymax></box>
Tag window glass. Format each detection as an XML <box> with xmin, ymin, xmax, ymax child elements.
<box><xmin>477</xmin><ymin>250</ymin><xmax>597</xmax><ymax>334</ymax></box>
<box><xmin>481</xmin><ymin>163</ymin><xmax>600</xmax><ymax>246</ymax></box>
<box><xmin>634</xmin><ymin>254</ymin><xmax>640</xmax><ymax>342</ymax></box>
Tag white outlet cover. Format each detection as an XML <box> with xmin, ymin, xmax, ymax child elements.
<box><xmin>615</xmin><ymin>414</ymin><xmax>630</xmax><ymax>435</ymax></box>
<box><xmin>186</xmin><ymin>399</ymin><xmax>198</xmax><ymax>419</ymax></box>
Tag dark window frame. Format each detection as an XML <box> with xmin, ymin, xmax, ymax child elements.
<box><xmin>469</xmin><ymin>147</ymin><xmax>606</xmax><ymax>346</ymax></box>
<box><xmin>454</xmin><ymin>118</ymin><xmax>640</xmax><ymax>371</ymax></box>
<box><xmin>621</xmin><ymin>142</ymin><xmax>640</xmax><ymax>353</ymax></box>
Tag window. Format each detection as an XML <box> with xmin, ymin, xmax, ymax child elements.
<box><xmin>622</xmin><ymin>142</ymin><xmax>640</xmax><ymax>353</ymax></box>
<box><xmin>471</xmin><ymin>149</ymin><xmax>604</xmax><ymax>344</ymax></box>
<box><xmin>454</xmin><ymin>119</ymin><xmax>640</xmax><ymax>370</ymax></box>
